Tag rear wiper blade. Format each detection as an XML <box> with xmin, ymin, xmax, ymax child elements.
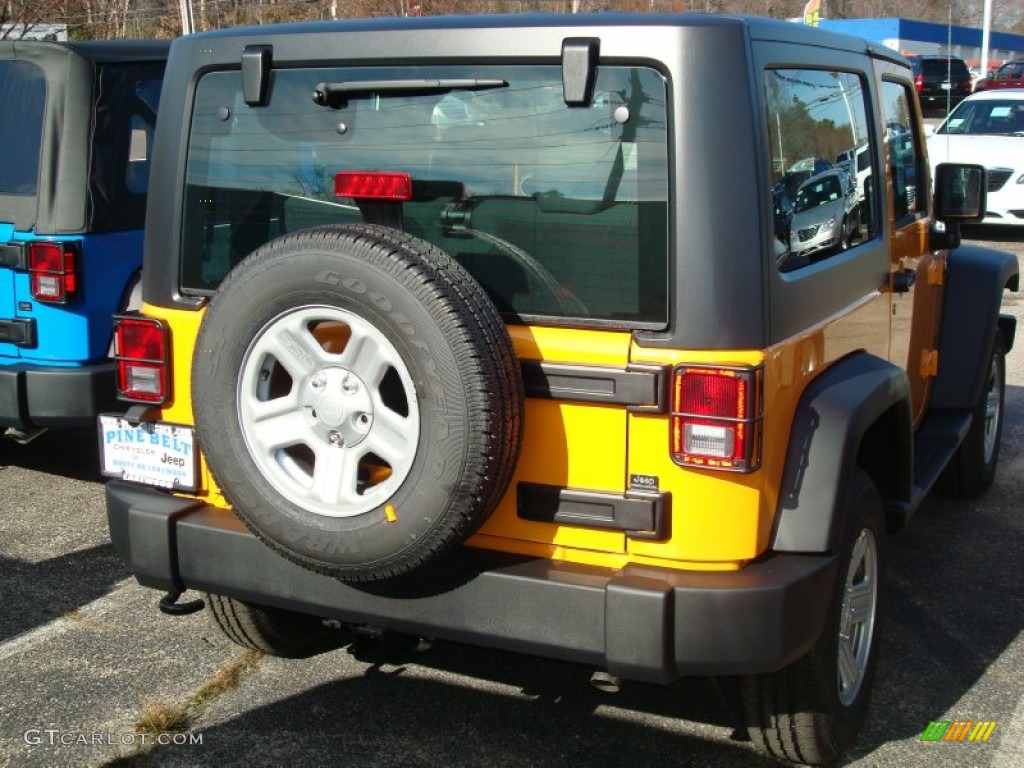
<box><xmin>313</xmin><ymin>79</ymin><xmax>507</xmax><ymax>106</ymax></box>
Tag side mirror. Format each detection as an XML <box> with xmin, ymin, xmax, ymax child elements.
<box><xmin>931</xmin><ymin>163</ymin><xmax>986</xmax><ymax>250</ymax></box>
<box><xmin>933</xmin><ymin>163</ymin><xmax>986</xmax><ymax>223</ymax></box>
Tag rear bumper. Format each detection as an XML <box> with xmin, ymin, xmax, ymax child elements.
<box><xmin>106</xmin><ymin>479</ymin><xmax>839</xmax><ymax>683</ymax></box>
<box><xmin>0</xmin><ymin>361</ymin><xmax>118</xmax><ymax>428</ymax></box>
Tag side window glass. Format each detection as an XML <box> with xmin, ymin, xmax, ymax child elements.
<box><xmin>765</xmin><ymin>69</ymin><xmax>875</xmax><ymax>273</ymax></box>
<box><xmin>0</xmin><ymin>60</ymin><xmax>45</xmax><ymax>195</ymax></box>
<box><xmin>880</xmin><ymin>81</ymin><xmax>924</xmax><ymax>222</ymax></box>
<box><xmin>134</xmin><ymin>77</ymin><xmax>163</xmax><ymax>115</ymax></box>
<box><xmin>125</xmin><ymin>77</ymin><xmax>162</xmax><ymax>195</ymax></box>
<box><xmin>126</xmin><ymin>116</ymin><xmax>152</xmax><ymax>194</ymax></box>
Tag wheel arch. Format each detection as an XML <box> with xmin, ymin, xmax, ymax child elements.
<box><xmin>931</xmin><ymin>244</ymin><xmax>1019</xmax><ymax>410</ymax></box>
<box><xmin>771</xmin><ymin>353</ymin><xmax>912</xmax><ymax>553</ymax></box>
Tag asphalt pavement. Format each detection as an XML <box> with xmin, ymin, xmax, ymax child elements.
<box><xmin>0</xmin><ymin>227</ymin><xmax>1022</xmax><ymax>768</ymax></box>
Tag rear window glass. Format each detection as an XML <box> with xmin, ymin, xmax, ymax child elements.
<box><xmin>181</xmin><ymin>65</ymin><xmax>670</xmax><ymax>326</ymax></box>
<box><xmin>0</xmin><ymin>60</ymin><xmax>45</xmax><ymax>195</ymax></box>
<box><xmin>922</xmin><ymin>60</ymin><xmax>967</xmax><ymax>76</ymax></box>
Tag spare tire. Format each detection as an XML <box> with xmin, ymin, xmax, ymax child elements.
<box><xmin>192</xmin><ymin>224</ymin><xmax>523</xmax><ymax>582</ymax></box>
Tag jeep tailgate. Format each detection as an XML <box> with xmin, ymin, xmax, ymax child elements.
<box><xmin>470</xmin><ymin>326</ymin><xmax>637</xmax><ymax>557</ymax></box>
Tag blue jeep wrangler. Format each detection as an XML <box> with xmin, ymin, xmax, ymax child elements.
<box><xmin>0</xmin><ymin>40</ymin><xmax>168</xmax><ymax>442</ymax></box>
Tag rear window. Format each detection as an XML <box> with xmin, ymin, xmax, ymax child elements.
<box><xmin>922</xmin><ymin>59</ymin><xmax>968</xmax><ymax>77</ymax></box>
<box><xmin>181</xmin><ymin>65</ymin><xmax>670</xmax><ymax>326</ymax></box>
<box><xmin>0</xmin><ymin>60</ymin><xmax>45</xmax><ymax>195</ymax></box>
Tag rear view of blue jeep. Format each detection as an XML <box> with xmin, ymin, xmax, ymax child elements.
<box><xmin>0</xmin><ymin>40</ymin><xmax>168</xmax><ymax>442</ymax></box>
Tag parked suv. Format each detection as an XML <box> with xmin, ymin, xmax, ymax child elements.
<box><xmin>909</xmin><ymin>54</ymin><xmax>972</xmax><ymax>112</ymax></box>
<box><xmin>102</xmin><ymin>15</ymin><xmax>1017</xmax><ymax>766</ymax></box>
<box><xmin>0</xmin><ymin>40</ymin><xmax>168</xmax><ymax>443</ymax></box>
<box><xmin>973</xmin><ymin>58</ymin><xmax>1024</xmax><ymax>91</ymax></box>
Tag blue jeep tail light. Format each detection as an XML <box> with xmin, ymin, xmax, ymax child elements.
<box><xmin>29</xmin><ymin>241</ymin><xmax>79</xmax><ymax>303</ymax></box>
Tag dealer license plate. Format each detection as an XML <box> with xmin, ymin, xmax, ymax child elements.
<box><xmin>98</xmin><ymin>415</ymin><xmax>197</xmax><ymax>491</ymax></box>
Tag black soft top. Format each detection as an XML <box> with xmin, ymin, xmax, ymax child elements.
<box><xmin>2</xmin><ymin>39</ymin><xmax>171</xmax><ymax>63</ymax></box>
<box><xmin>0</xmin><ymin>39</ymin><xmax>170</xmax><ymax>234</ymax></box>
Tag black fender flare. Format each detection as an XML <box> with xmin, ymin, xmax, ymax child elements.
<box><xmin>931</xmin><ymin>244</ymin><xmax>1018</xmax><ymax>409</ymax></box>
<box><xmin>772</xmin><ymin>353</ymin><xmax>912</xmax><ymax>553</ymax></box>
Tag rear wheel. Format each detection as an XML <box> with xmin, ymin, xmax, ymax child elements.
<box><xmin>742</xmin><ymin>470</ymin><xmax>886</xmax><ymax>766</ymax></box>
<box><xmin>939</xmin><ymin>333</ymin><xmax>1006</xmax><ymax>498</ymax></box>
<box><xmin>838</xmin><ymin>218</ymin><xmax>851</xmax><ymax>251</ymax></box>
<box><xmin>207</xmin><ymin>593</ymin><xmax>337</xmax><ymax>658</ymax></box>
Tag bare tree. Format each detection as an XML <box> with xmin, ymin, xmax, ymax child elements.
<box><xmin>2</xmin><ymin>0</ymin><xmax>66</xmax><ymax>39</ymax></box>
<box><xmin>17</xmin><ymin>0</ymin><xmax>1024</xmax><ymax>40</ymax></box>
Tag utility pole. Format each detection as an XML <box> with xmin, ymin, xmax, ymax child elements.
<box><xmin>179</xmin><ymin>0</ymin><xmax>194</xmax><ymax>35</ymax></box>
<box><xmin>981</xmin><ymin>0</ymin><xmax>992</xmax><ymax>79</ymax></box>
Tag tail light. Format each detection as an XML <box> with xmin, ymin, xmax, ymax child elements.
<box><xmin>29</xmin><ymin>241</ymin><xmax>79</xmax><ymax>303</ymax></box>
<box><xmin>670</xmin><ymin>364</ymin><xmax>762</xmax><ymax>472</ymax></box>
<box><xmin>113</xmin><ymin>314</ymin><xmax>169</xmax><ymax>404</ymax></box>
<box><xmin>914</xmin><ymin>74</ymin><xmax>923</xmax><ymax>93</ymax></box>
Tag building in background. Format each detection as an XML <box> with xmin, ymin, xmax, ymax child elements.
<box><xmin>820</xmin><ymin>18</ymin><xmax>1023</xmax><ymax>73</ymax></box>
<box><xmin>1</xmin><ymin>24</ymin><xmax>68</xmax><ymax>41</ymax></box>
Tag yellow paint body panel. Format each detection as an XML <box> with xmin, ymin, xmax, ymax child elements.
<box><xmin>147</xmin><ymin>292</ymin><xmax>891</xmax><ymax>573</ymax></box>
<box><xmin>140</xmin><ymin>302</ymin><xmax>228</xmax><ymax>508</ymax></box>
<box><xmin>471</xmin><ymin>326</ymin><xmax>632</xmax><ymax>553</ymax></box>
<box><xmin>889</xmin><ymin>218</ymin><xmax>944</xmax><ymax>425</ymax></box>
<box><xmin>624</xmin><ymin>292</ymin><xmax>890</xmax><ymax>564</ymax></box>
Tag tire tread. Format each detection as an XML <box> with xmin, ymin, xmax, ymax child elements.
<box><xmin>206</xmin><ymin>593</ymin><xmax>336</xmax><ymax>658</ymax></box>
<box><xmin>938</xmin><ymin>333</ymin><xmax>1005</xmax><ymax>499</ymax></box>
<box><xmin>741</xmin><ymin>470</ymin><xmax>885</xmax><ymax>766</ymax></box>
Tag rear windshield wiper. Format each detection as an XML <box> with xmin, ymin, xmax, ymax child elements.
<box><xmin>313</xmin><ymin>79</ymin><xmax>507</xmax><ymax>107</ymax></box>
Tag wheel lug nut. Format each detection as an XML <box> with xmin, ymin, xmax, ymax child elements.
<box><xmin>311</xmin><ymin>374</ymin><xmax>326</xmax><ymax>389</ymax></box>
<box><xmin>328</xmin><ymin>430</ymin><xmax>344</xmax><ymax>446</ymax></box>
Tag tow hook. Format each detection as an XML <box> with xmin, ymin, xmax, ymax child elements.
<box><xmin>3</xmin><ymin>427</ymin><xmax>47</xmax><ymax>445</ymax></box>
<box><xmin>589</xmin><ymin>670</ymin><xmax>621</xmax><ymax>693</ymax></box>
<box><xmin>159</xmin><ymin>591</ymin><xmax>206</xmax><ymax>616</ymax></box>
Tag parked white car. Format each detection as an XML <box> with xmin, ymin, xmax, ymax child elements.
<box><xmin>927</xmin><ymin>89</ymin><xmax>1024</xmax><ymax>226</ymax></box>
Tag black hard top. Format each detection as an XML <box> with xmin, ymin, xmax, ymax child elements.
<box><xmin>147</xmin><ymin>13</ymin><xmax>909</xmax><ymax>351</ymax></box>
<box><xmin>0</xmin><ymin>39</ymin><xmax>169</xmax><ymax>234</ymax></box>
<box><xmin>181</xmin><ymin>11</ymin><xmax>871</xmax><ymax>49</ymax></box>
<box><xmin>170</xmin><ymin>12</ymin><xmax>896</xmax><ymax>60</ymax></box>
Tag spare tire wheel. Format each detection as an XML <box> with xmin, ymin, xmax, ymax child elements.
<box><xmin>192</xmin><ymin>224</ymin><xmax>523</xmax><ymax>582</ymax></box>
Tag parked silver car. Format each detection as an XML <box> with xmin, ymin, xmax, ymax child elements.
<box><xmin>789</xmin><ymin>168</ymin><xmax>859</xmax><ymax>257</ymax></box>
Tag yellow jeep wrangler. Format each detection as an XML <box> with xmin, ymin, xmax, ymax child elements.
<box><xmin>101</xmin><ymin>14</ymin><xmax>1017</xmax><ymax>765</ymax></box>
